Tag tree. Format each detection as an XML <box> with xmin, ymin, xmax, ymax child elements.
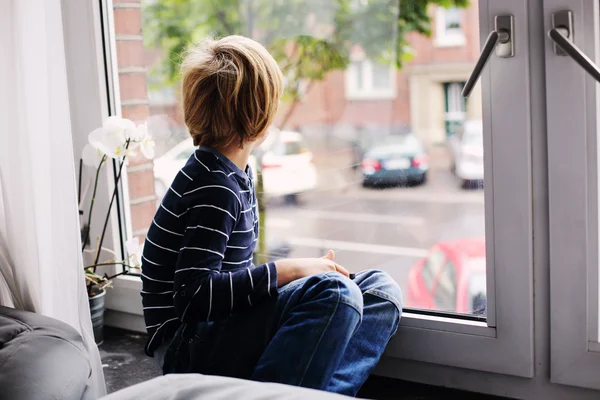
<box><xmin>143</xmin><ymin>0</ymin><xmax>469</xmax><ymax>263</ymax></box>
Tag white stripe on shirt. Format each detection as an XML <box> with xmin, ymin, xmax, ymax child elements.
<box><xmin>182</xmin><ymin>283</ymin><xmax>203</xmax><ymax>321</ymax></box>
<box><xmin>180</xmin><ymin>247</ymin><xmax>224</xmax><ymax>258</ymax></box>
<box><xmin>161</xmin><ymin>203</ymin><xmax>182</xmax><ymax>218</ymax></box>
<box><xmin>181</xmin><ymin>170</ymin><xmax>193</xmax><ymax>181</ymax></box>
<box><xmin>183</xmin><ymin>185</ymin><xmax>242</xmax><ymax>206</ymax></box>
<box><xmin>153</xmin><ymin>219</ymin><xmax>184</xmax><ymax>236</ymax></box>
<box><xmin>175</xmin><ymin>267</ymin><xmax>214</xmax><ymax>274</ymax></box>
<box><xmin>241</xmin><ymin>206</ymin><xmax>255</xmax><ymax>213</ymax></box>
<box><xmin>147</xmin><ymin>237</ymin><xmax>179</xmax><ymax>253</ymax></box>
<box><xmin>222</xmin><ymin>257</ymin><xmax>252</xmax><ymax>265</ymax></box>
<box><xmin>207</xmin><ymin>277</ymin><xmax>213</xmax><ymax>321</ymax></box>
<box><xmin>141</xmin><ymin>273</ymin><xmax>173</xmax><ymax>284</ymax></box>
<box><xmin>142</xmin><ymin>255</ymin><xmax>165</xmax><ymax>267</ymax></box>
<box><xmin>169</xmin><ymin>186</ymin><xmax>182</xmax><ymax>197</ymax></box>
<box><xmin>141</xmin><ymin>290</ymin><xmax>174</xmax><ymax>295</ymax></box>
<box><xmin>229</xmin><ymin>271</ymin><xmax>233</xmax><ymax>315</ymax></box>
<box><xmin>232</xmin><ymin>227</ymin><xmax>254</xmax><ymax>234</ymax></box>
<box><xmin>246</xmin><ymin>268</ymin><xmax>254</xmax><ymax>307</ymax></box>
<box><xmin>186</xmin><ymin>225</ymin><xmax>229</xmax><ymax>238</ymax></box>
<box><xmin>267</xmin><ymin>264</ymin><xmax>272</xmax><ymax>297</ymax></box>
<box><xmin>194</xmin><ymin>153</ymin><xmax>236</xmax><ymax>178</ymax></box>
<box><xmin>227</xmin><ymin>244</ymin><xmax>250</xmax><ymax>250</ymax></box>
<box><xmin>146</xmin><ymin>317</ymin><xmax>179</xmax><ymax>349</ymax></box>
<box><xmin>188</xmin><ymin>204</ymin><xmax>236</xmax><ymax>220</ymax></box>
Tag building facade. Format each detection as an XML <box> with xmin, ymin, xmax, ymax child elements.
<box><xmin>111</xmin><ymin>1</ymin><xmax>482</xmax><ymax>241</ymax></box>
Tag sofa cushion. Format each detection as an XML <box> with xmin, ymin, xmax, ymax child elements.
<box><xmin>102</xmin><ymin>374</ymin><xmax>356</xmax><ymax>400</ymax></box>
<box><xmin>0</xmin><ymin>306</ymin><xmax>91</xmax><ymax>400</ymax></box>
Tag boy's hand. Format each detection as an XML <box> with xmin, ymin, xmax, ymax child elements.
<box><xmin>275</xmin><ymin>250</ymin><xmax>350</xmax><ymax>287</ymax></box>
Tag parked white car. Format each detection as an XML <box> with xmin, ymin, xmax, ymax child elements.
<box><xmin>448</xmin><ymin>120</ymin><xmax>484</xmax><ymax>188</ymax></box>
<box><xmin>153</xmin><ymin>130</ymin><xmax>317</xmax><ymax>202</ymax></box>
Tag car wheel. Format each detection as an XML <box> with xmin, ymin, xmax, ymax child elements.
<box><xmin>416</xmin><ymin>173</ymin><xmax>428</xmax><ymax>185</ymax></box>
<box><xmin>283</xmin><ymin>193</ymin><xmax>299</xmax><ymax>205</ymax></box>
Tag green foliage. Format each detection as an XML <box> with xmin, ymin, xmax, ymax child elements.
<box><xmin>143</xmin><ymin>0</ymin><xmax>469</xmax><ymax>99</ymax></box>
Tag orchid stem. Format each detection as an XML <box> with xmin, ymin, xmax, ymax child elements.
<box><xmin>82</xmin><ymin>155</ymin><xmax>107</xmax><ymax>252</ymax></box>
<box><xmin>85</xmin><ymin>261</ymin><xmax>134</xmax><ymax>270</ymax></box>
<box><xmin>93</xmin><ymin>139</ymin><xmax>131</xmax><ymax>269</ymax></box>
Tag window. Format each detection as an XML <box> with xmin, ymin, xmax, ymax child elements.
<box><xmin>107</xmin><ymin>0</ymin><xmax>488</xmax><ymax>319</ymax></box>
<box><xmin>544</xmin><ymin>0</ymin><xmax>600</xmax><ymax>390</ymax></box>
<box><xmin>345</xmin><ymin>58</ymin><xmax>396</xmax><ymax>100</ymax></box>
<box><xmin>444</xmin><ymin>82</ymin><xmax>467</xmax><ymax>137</ymax></box>
<box><xmin>91</xmin><ymin>0</ymin><xmax>537</xmax><ymax>385</ymax></box>
<box><xmin>435</xmin><ymin>7</ymin><xmax>465</xmax><ymax>47</ymax></box>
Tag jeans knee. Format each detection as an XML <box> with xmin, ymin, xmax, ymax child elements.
<box><xmin>358</xmin><ymin>269</ymin><xmax>403</xmax><ymax>313</ymax></box>
<box><xmin>309</xmin><ymin>272</ymin><xmax>364</xmax><ymax>316</ymax></box>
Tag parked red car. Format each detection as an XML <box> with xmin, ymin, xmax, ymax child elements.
<box><xmin>406</xmin><ymin>238</ymin><xmax>486</xmax><ymax>315</ymax></box>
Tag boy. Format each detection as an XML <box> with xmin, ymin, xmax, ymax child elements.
<box><xmin>141</xmin><ymin>35</ymin><xmax>402</xmax><ymax>396</ymax></box>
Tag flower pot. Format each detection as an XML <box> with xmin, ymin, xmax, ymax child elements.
<box><xmin>89</xmin><ymin>288</ymin><xmax>106</xmax><ymax>345</ymax></box>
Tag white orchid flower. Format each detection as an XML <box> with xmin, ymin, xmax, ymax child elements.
<box><xmin>124</xmin><ymin>123</ymin><xmax>146</xmax><ymax>154</ymax></box>
<box><xmin>104</xmin><ymin>116</ymin><xmax>138</xmax><ymax>142</ymax></box>
<box><xmin>125</xmin><ymin>237</ymin><xmax>142</xmax><ymax>270</ymax></box>
<box><xmin>140</xmin><ymin>135</ymin><xmax>156</xmax><ymax>159</ymax></box>
<box><xmin>81</xmin><ymin>143</ymin><xmax>105</xmax><ymax>168</ymax></box>
<box><xmin>88</xmin><ymin>125</ymin><xmax>127</xmax><ymax>159</ymax></box>
<box><xmin>131</xmin><ymin>122</ymin><xmax>148</xmax><ymax>142</ymax></box>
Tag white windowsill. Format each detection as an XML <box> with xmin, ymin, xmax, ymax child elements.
<box><xmin>105</xmin><ymin>275</ymin><xmax>495</xmax><ymax>338</ymax></box>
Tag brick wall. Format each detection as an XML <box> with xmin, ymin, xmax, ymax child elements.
<box><xmin>113</xmin><ymin>0</ymin><xmax>155</xmax><ymax>242</ymax></box>
<box><xmin>278</xmin><ymin>4</ymin><xmax>480</xmax><ymax>133</ymax></box>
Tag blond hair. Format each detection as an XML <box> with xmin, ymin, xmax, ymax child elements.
<box><xmin>180</xmin><ymin>35</ymin><xmax>284</xmax><ymax>149</ymax></box>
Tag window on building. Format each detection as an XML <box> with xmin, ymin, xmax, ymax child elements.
<box><xmin>345</xmin><ymin>58</ymin><xmax>396</xmax><ymax>100</ymax></box>
<box><xmin>435</xmin><ymin>7</ymin><xmax>465</xmax><ymax>47</ymax></box>
<box><xmin>444</xmin><ymin>81</ymin><xmax>467</xmax><ymax>137</ymax></box>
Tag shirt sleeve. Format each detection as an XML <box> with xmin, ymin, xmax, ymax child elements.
<box><xmin>173</xmin><ymin>184</ymin><xmax>278</xmax><ymax>323</ymax></box>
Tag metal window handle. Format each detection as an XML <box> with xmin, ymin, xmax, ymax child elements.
<box><xmin>548</xmin><ymin>11</ymin><xmax>600</xmax><ymax>84</ymax></box>
<box><xmin>462</xmin><ymin>15</ymin><xmax>514</xmax><ymax>98</ymax></box>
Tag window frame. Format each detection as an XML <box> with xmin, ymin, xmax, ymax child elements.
<box><xmin>543</xmin><ymin>0</ymin><xmax>600</xmax><ymax>390</ymax></box>
<box><xmin>71</xmin><ymin>0</ymin><xmax>539</xmax><ymax>384</ymax></box>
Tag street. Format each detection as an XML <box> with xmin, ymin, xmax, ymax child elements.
<box><xmin>263</xmin><ymin>159</ymin><xmax>485</xmax><ymax>295</ymax></box>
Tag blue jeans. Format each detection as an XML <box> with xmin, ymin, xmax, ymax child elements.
<box><xmin>162</xmin><ymin>270</ymin><xmax>402</xmax><ymax>396</ymax></box>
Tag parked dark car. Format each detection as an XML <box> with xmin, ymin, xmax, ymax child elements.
<box><xmin>361</xmin><ymin>134</ymin><xmax>429</xmax><ymax>187</ymax></box>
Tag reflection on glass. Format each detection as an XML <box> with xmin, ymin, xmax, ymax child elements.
<box><xmin>112</xmin><ymin>0</ymin><xmax>484</xmax><ymax>316</ymax></box>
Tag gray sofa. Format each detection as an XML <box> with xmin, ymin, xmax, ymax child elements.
<box><xmin>0</xmin><ymin>306</ymin><xmax>355</xmax><ymax>400</ymax></box>
<box><xmin>103</xmin><ymin>374</ymin><xmax>353</xmax><ymax>400</ymax></box>
<box><xmin>0</xmin><ymin>306</ymin><xmax>92</xmax><ymax>400</ymax></box>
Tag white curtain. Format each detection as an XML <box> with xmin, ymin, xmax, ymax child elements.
<box><xmin>0</xmin><ymin>0</ymin><xmax>106</xmax><ymax>397</ymax></box>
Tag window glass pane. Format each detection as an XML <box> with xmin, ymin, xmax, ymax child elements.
<box><xmin>110</xmin><ymin>0</ymin><xmax>484</xmax><ymax>317</ymax></box>
<box><xmin>445</xmin><ymin>8</ymin><xmax>462</xmax><ymax>31</ymax></box>
<box><xmin>352</xmin><ymin>61</ymin><xmax>364</xmax><ymax>90</ymax></box>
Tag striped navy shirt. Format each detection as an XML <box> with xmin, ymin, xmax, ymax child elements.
<box><xmin>141</xmin><ymin>146</ymin><xmax>278</xmax><ymax>356</ymax></box>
